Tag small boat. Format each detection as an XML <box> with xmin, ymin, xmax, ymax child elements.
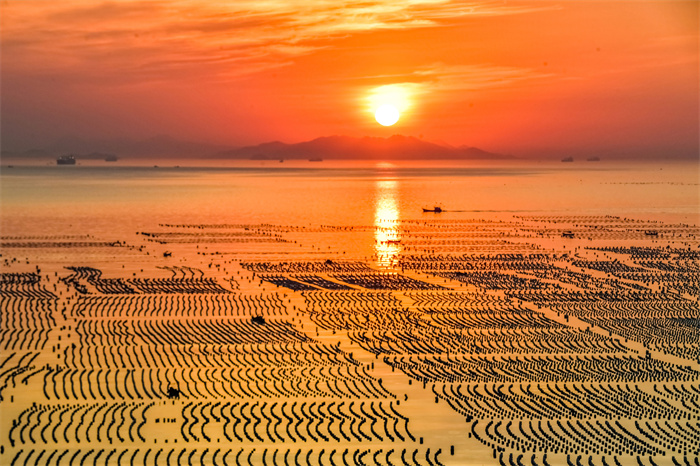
<box><xmin>252</xmin><ymin>315</ymin><xmax>266</xmax><ymax>325</ymax></box>
<box><xmin>57</xmin><ymin>155</ymin><xmax>76</xmax><ymax>165</ymax></box>
<box><xmin>644</xmin><ymin>230</ymin><xmax>659</xmax><ymax>236</ymax></box>
<box><xmin>422</xmin><ymin>206</ymin><xmax>443</xmax><ymax>213</ymax></box>
<box><xmin>562</xmin><ymin>231</ymin><xmax>575</xmax><ymax>238</ymax></box>
<box><xmin>163</xmin><ymin>251</ymin><xmax>172</xmax><ymax>257</ymax></box>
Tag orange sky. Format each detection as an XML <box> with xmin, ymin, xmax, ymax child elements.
<box><xmin>1</xmin><ymin>1</ymin><xmax>698</xmax><ymax>158</ymax></box>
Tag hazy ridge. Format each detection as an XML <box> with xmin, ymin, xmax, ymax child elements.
<box><xmin>216</xmin><ymin>135</ymin><xmax>513</xmax><ymax>160</ymax></box>
<box><xmin>2</xmin><ymin>135</ymin><xmax>512</xmax><ymax>161</ymax></box>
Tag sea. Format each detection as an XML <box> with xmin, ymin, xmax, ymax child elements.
<box><xmin>3</xmin><ymin>159</ymin><xmax>698</xmax><ymax>237</ymax></box>
<box><xmin>1</xmin><ymin>158</ymin><xmax>699</xmax><ymax>466</ymax></box>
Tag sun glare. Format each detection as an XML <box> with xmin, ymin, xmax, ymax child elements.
<box><xmin>367</xmin><ymin>83</ymin><xmax>416</xmax><ymax>127</ymax></box>
<box><xmin>375</xmin><ymin>104</ymin><xmax>400</xmax><ymax>126</ymax></box>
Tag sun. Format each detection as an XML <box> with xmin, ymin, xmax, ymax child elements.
<box><xmin>375</xmin><ymin>104</ymin><xmax>400</xmax><ymax>126</ymax></box>
<box><xmin>366</xmin><ymin>83</ymin><xmax>416</xmax><ymax>127</ymax></box>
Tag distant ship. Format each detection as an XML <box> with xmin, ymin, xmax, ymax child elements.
<box><xmin>422</xmin><ymin>206</ymin><xmax>443</xmax><ymax>213</ymax></box>
<box><xmin>57</xmin><ymin>155</ymin><xmax>76</xmax><ymax>165</ymax></box>
<box><xmin>587</xmin><ymin>156</ymin><xmax>600</xmax><ymax>162</ymax></box>
<box><xmin>561</xmin><ymin>156</ymin><xmax>574</xmax><ymax>162</ymax></box>
<box><xmin>309</xmin><ymin>158</ymin><xmax>323</xmax><ymax>162</ymax></box>
<box><xmin>105</xmin><ymin>155</ymin><xmax>118</xmax><ymax>162</ymax></box>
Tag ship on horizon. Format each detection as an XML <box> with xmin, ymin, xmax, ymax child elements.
<box><xmin>57</xmin><ymin>155</ymin><xmax>76</xmax><ymax>165</ymax></box>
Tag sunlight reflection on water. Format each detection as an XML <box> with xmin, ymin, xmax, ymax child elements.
<box><xmin>374</xmin><ymin>179</ymin><xmax>401</xmax><ymax>266</ymax></box>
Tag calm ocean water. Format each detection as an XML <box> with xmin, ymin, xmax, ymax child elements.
<box><xmin>2</xmin><ymin>160</ymin><xmax>698</xmax><ymax>239</ymax></box>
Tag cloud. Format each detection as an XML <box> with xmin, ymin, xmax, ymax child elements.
<box><xmin>1</xmin><ymin>0</ymin><xmax>551</xmax><ymax>84</ymax></box>
<box><xmin>414</xmin><ymin>63</ymin><xmax>551</xmax><ymax>90</ymax></box>
<box><xmin>355</xmin><ymin>63</ymin><xmax>551</xmax><ymax>111</ymax></box>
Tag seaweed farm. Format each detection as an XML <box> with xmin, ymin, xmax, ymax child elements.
<box><xmin>2</xmin><ymin>208</ymin><xmax>699</xmax><ymax>466</ymax></box>
<box><xmin>0</xmin><ymin>161</ymin><xmax>698</xmax><ymax>466</ymax></box>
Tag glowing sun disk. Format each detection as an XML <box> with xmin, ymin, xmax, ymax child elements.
<box><xmin>366</xmin><ymin>83</ymin><xmax>415</xmax><ymax>126</ymax></box>
<box><xmin>375</xmin><ymin>104</ymin><xmax>400</xmax><ymax>126</ymax></box>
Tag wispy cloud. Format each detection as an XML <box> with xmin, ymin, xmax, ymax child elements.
<box><xmin>357</xmin><ymin>63</ymin><xmax>551</xmax><ymax>111</ymax></box>
<box><xmin>414</xmin><ymin>63</ymin><xmax>550</xmax><ymax>91</ymax></box>
<box><xmin>1</xmin><ymin>0</ymin><xmax>551</xmax><ymax>84</ymax></box>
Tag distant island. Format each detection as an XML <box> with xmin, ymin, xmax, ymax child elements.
<box><xmin>217</xmin><ymin>135</ymin><xmax>513</xmax><ymax>161</ymax></box>
<box><xmin>2</xmin><ymin>134</ymin><xmax>511</xmax><ymax>162</ymax></box>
